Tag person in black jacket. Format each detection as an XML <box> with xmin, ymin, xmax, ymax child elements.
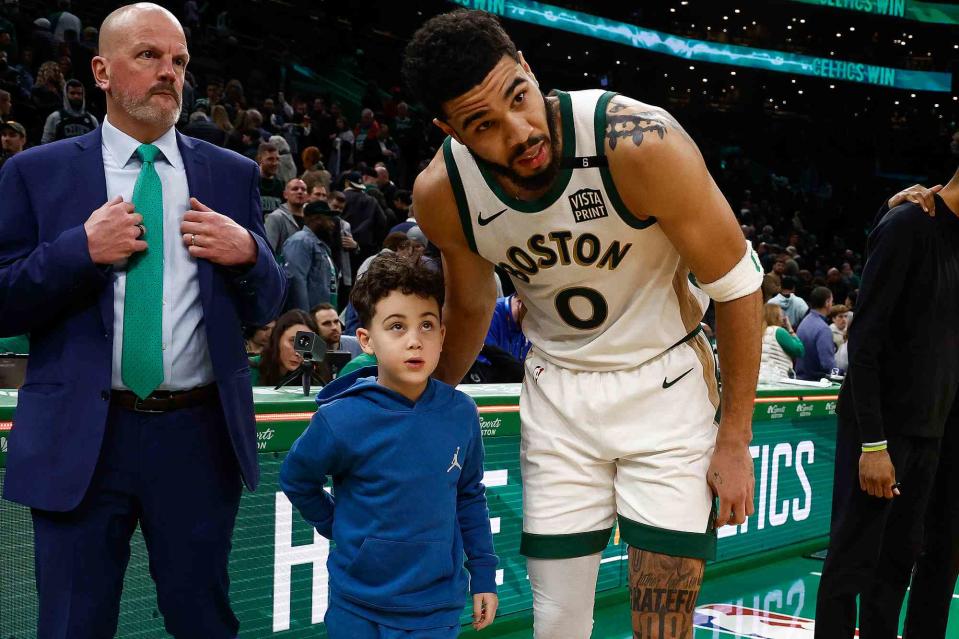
<box><xmin>815</xmin><ymin>176</ymin><xmax>959</xmax><ymax>638</ymax></box>
<box><xmin>852</xmin><ymin>182</ymin><xmax>959</xmax><ymax>639</ymax></box>
<box><xmin>341</xmin><ymin>171</ymin><xmax>387</xmax><ymax>272</ymax></box>
<box><xmin>184</xmin><ymin>110</ymin><xmax>227</xmax><ymax>147</ymax></box>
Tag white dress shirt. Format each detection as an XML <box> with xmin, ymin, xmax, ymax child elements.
<box><xmin>102</xmin><ymin>117</ymin><xmax>215</xmax><ymax>391</ymax></box>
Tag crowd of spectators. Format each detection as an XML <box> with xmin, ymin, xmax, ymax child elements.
<box><xmin>0</xmin><ymin>0</ymin><xmax>945</xmax><ymax>391</ymax></box>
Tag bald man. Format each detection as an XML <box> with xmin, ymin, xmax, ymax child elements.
<box><xmin>0</xmin><ymin>4</ymin><xmax>286</xmax><ymax>637</ymax></box>
<box><xmin>264</xmin><ymin>177</ymin><xmax>308</xmax><ymax>255</ymax></box>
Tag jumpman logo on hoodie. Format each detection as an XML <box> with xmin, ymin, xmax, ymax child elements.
<box><xmin>447</xmin><ymin>447</ymin><xmax>462</xmax><ymax>473</ymax></box>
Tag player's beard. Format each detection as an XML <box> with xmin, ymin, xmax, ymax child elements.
<box><xmin>470</xmin><ymin>97</ymin><xmax>561</xmax><ymax>194</ymax></box>
<box><xmin>113</xmin><ymin>83</ymin><xmax>182</xmax><ymax>130</ymax></box>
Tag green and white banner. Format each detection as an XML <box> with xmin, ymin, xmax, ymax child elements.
<box><xmin>450</xmin><ymin>0</ymin><xmax>952</xmax><ymax>92</ymax></box>
<box><xmin>790</xmin><ymin>0</ymin><xmax>959</xmax><ymax>25</ymax></box>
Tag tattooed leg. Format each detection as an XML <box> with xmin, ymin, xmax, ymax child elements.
<box><xmin>628</xmin><ymin>547</ymin><xmax>705</xmax><ymax>639</ymax></box>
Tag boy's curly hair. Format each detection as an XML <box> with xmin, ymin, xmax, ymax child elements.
<box><xmin>350</xmin><ymin>252</ymin><xmax>444</xmax><ymax>328</ymax></box>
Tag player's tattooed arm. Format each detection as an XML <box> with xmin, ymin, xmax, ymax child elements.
<box><xmin>628</xmin><ymin>548</ymin><xmax>704</xmax><ymax>639</ymax></box>
<box><xmin>605</xmin><ymin>98</ymin><xmax>692</xmax><ymax>151</ymax></box>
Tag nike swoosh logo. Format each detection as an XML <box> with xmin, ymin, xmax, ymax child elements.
<box><xmin>477</xmin><ymin>208</ymin><xmax>508</xmax><ymax>226</ymax></box>
<box><xmin>662</xmin><ymin>368</ymin><xmax>694</xmax><ymax>389</ymax></box>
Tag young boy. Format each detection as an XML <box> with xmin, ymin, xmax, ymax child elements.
<box><xmin>280</xmin><ymin>252</ymin><xmax>499</xmax><ymax>638</ymax></box>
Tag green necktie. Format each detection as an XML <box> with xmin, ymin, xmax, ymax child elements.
<box><xmin>121</xmin><ymin>143</ymin><xmax>165</xmax><ymax>399</ymax></box>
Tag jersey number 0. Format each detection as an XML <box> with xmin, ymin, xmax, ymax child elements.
<box><xmin>555</xmin><ymin>287</ymin><xmax>608</xmax><ymax>330</ymax></box>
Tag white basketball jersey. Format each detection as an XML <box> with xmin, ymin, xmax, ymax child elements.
<box><xmin>443</xmin><ymin>89</ymin><xmax>709</xmax><ymax>371</ymax></box>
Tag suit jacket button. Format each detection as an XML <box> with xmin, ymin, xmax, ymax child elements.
<box><xmin>101</xmin><ymin>390</ymin><xmax>110</xmax><ymax>401</ymax></box>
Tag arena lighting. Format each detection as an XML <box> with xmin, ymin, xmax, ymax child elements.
<box><xmin>788</xmin><ymin>0</ymin><xmax>959</xmax><ymax>25</ymax></box>
<box><xmin>448</xmin><ymin>0</ymin><xmax>951</xmax><ymax>92</ymax></box>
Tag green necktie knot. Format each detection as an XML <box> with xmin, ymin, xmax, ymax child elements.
<box><xmin>136</xmin><ymin>143</ymin><xmax>160</xmax><ymax>164</ymax></box>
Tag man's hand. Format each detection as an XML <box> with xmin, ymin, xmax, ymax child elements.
<box><xmin>888</xmin><ymin>184</ymin><xmax>942</xmax><ymax>215</ymax></box>
<box><xmin>180</xmin><ymin>198</ymin><xmax>257</xmax><ymax>266</ymax></box>
<box><xmin>341</xmin><ymin>233</ymin><xmax>358</xmax><ymax>250</ymax></box>
<box><xmin>472</xmin><ymin>593</ymin><xmax>498</xmax><ymax>631</ymax></box>
<box><xmin>859</xmin><ymin>449</ymin><xmax>899</xmax><ymax>499</ymax></box>
<box><xmin>84</xmin><ymin>195</ymin><xmax>147</xmax><ymax>264</ymax></box>
<box><xmin>707</xmin><ymin>441</ymin><xmax>755</xmax><ymax>527</ymax></box>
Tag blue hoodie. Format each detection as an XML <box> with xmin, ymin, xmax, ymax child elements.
<box><xmin>279</xmin><ymin>367</ymin><xmax>498</xmax><ymax>629</ymax></box>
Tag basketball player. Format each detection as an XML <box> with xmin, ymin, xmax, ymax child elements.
<box><xmin>404</xmin><ymin>10</ymin><xmax>763</xmax><ymax>638</ymax></box>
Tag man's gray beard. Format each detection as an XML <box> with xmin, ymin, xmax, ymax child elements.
<box><xmin>114</xmin><ymin>88</ymin><xmax>181</xmax><ymax>129</ymax></box>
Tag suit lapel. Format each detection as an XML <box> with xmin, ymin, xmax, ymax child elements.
<box><xmin>71</xmin><ymin>129</ymin><xmax>115</xmax><ymax>334</ymax></box>
<box><xmin>177</xmin><ymin>132</ymin><xmax>214</xmax><ymax>309</ymax></box>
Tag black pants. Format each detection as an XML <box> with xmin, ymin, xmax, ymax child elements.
<box><xmin>903</xmin><ymin>409</ymin><xmax>959</xmax><ymax>638</ymax></box>
<box><xmin>815</xmin><ymin>417</ymin><xmax>941</xmax><ymax>639</ymax></box>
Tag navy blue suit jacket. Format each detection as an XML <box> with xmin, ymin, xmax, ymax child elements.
<box><xmin>0</xmin><ymin>127</ymin><xmax>286</xmax><ymax>511</ymax></box>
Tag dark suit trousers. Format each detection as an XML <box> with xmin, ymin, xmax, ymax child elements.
<box><xmin>903</xmin><ymin>407</ymin><xmax>959</xmax><ymax>638</ymax></box>
<box><xmin>31</xmin><ymin>398</ymin><xmax>242</xmax><ymax>639</ymax></box>
<box><xmin>815</xmin><ymin>415</ymin><xmax>941</xmax><ymax>639</ymax></box>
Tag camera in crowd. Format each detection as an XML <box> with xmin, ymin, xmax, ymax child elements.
<box><xmin>293</xmin><ymin>331</ymin><xmax>325</xmax><ymax>363</ymax></box>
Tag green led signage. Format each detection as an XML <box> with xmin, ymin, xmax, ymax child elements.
<box><xmin>449</xmin><ymin>0</ymin><xmax>952</xmax><ymax>92</ymax></box>
<box><xmin>790</xmin><ymin>0</ymin><xmax>959</xmax><ymax>25</ymax></box>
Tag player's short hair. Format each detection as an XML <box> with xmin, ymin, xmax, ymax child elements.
<box><xmin>351</xmin><ymin>252</ymin><xmax>444</xmax><ymax>329</ymax></box>
<box><xmin>402</xmin><ymin>9</ymin><xmax>518</xmax><ymax>119</ymax></box>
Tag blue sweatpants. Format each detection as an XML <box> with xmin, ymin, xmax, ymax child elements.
<box><xmin>324</xmin><ymin>605</ymin><xmax>459</xmax><ymax>639</ymax></box>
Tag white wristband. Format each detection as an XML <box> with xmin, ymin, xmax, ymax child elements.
<box><xmin>696</xmin><ymin>239</ymin><xmax>764</xmax><ymax>303</ymax></box>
